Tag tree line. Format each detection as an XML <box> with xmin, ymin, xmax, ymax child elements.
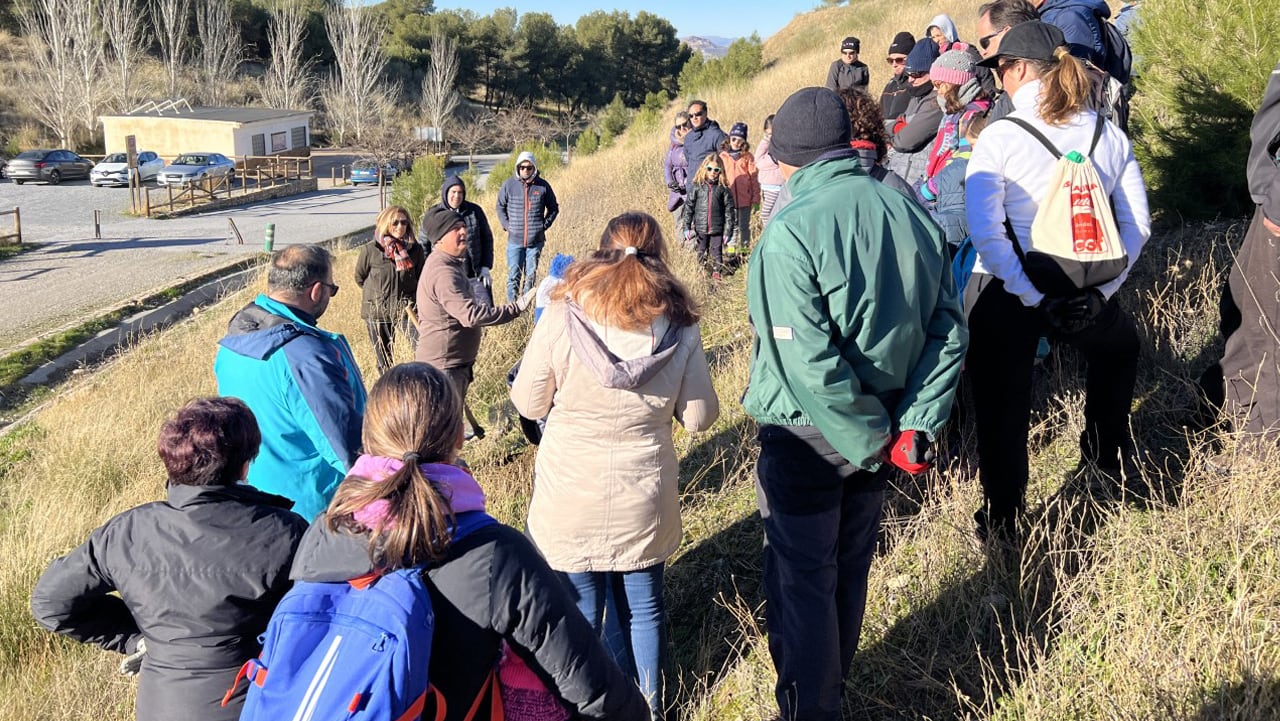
<box><xmin>3</xmin><ymin>0</ymin><xmax>693</xmax><ymax>151</ymax></box>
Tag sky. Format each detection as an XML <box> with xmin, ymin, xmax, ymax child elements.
<box><xmin>433</xmin><ymin>0</ymin><xmax>812</xmax><ymax>41</ymax></box>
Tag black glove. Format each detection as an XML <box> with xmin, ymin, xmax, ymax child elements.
<box><xmin>1042</xmin><ymin>289</ymin><xmax>1106</xmax><ymax>335</ymax></box>
<box><xmin>667</xmin><ymin>181</ymin><xmax>683</xmax><ymax>192</ymax></box>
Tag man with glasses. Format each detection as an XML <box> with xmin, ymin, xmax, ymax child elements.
<box><xmin>496</xmin><ymin>151</ymin><xmax>559</xmax><ymax>302</ymax></box>
<box><xmin>216</xmin><ymin>244</ymin><xmax>367</xmax><ymax>522</ymax></box>
<box><xmin>880</xmin><ymin>31</ymin><xmax>918</xmax><ymax>122</ymax></box>
<box><xmin>976</xmin><ymin>0</ymin><xmax>1038</xmax><ymax>121</ymax></box>
<box><xmin>681</xmin><ymin>99</ymin><xmax>728</xmax><ymax>189</ymax></box>
<box><xmin>825</xmin><ymin>36</ymin><xmax>869</xmax><ymax>93</ymax></box>
<box><xmin>885</xmin><ymin>38</ymin><xmax>943</xmax><ymax>187</ymax></box>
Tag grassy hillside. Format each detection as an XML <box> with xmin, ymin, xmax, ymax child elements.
<box><xmin>2</xmin><ymin>0</ymin><xmax>1279</xmax><ymax>719</ymax></box>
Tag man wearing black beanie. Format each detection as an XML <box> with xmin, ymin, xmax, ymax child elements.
<box><xmin>825</xmin><ymin>36</ymin><xmax>869</xmax><ymax>92</ymax></box>
<box><xmin>743</xmin><ymin>86</ymin><xmax>967</xmax><ymax>721</ymax></box>
<box><xmin>881</xmin><ymin>30</ymin><xmax>918</xmax><ymax>120</ymax></box>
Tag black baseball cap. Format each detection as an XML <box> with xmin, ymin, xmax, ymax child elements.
<box><xmin>977</xmin><ymin>21</ymin><xmax>1067</xmax><ymax>67</ymax></box>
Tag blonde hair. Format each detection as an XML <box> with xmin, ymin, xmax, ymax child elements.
<box><xmin>690</xmin><ymin>153</ymin><xmax>726</xmax><ymax>186</ymax></box>
<box><xmin>552</xmin><ymin>212</ymin><xmax>700</xmax><ymax>331</ymax></box>
<box><xmin>375</xmin><ymin>205</ymin><xmax>414</xmax><ymax>242</ymax></box>
<box><xmin>1026</xmin><ymin>47</ymin><xmax>1093</xmax><ymax>126</ymax></box>
<box><xmin>328</xmin><ymin>363</ymin><xmax>461</xmax><ymax>569</ymax></box>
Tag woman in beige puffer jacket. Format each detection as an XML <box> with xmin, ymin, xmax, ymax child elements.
<box><xmin>511</xmin><ymin>212</ymin><xmax>718</xmax><ymax>721</ymax></box>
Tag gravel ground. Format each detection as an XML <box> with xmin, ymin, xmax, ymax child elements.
<box><xmin>0</xmin><ymin>175</ymin><xmax>383</xmax><ymax>351</ymax></box>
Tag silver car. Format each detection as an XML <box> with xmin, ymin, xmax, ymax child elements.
<box><xmin>157</xmin><ymin>152</ymin><xmax>236</xmax><ymax>186</ymax></box>
<box><xmin>91</xmin><ymin>151</ymin><xmax>165</xmax><ymax>187</ymax></box>
<box><xmin>8</xmin><ymin>149</ymin><xmax>95</xmax><ymax>185</ymax></box>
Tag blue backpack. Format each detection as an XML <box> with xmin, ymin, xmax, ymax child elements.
<box><xmin>225</xmin><ymin>511</ymin><xmax>497</xmax><ymax>721</ymax></box>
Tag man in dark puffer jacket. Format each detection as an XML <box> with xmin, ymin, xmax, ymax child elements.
<box><xmin>420</xmin><ymin>175</ymin><xmax>495</xmax><ymax>283</ymax></box>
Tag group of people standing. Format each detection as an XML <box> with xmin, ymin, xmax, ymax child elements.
<box><xmin>27</xmin><ymin>3</ymin><xmax>1280</xmax><ymax>721</ymax></box>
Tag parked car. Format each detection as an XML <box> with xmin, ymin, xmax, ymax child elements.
<box><xmin>350</xmin><ymin>159</ymin><xmax>398</xmax><ymax>186</ymax></box>
<box><xmin>0</xmin><ymin>156</ymin><xmax>7</xmax><ymax>180</ymax></box>
<box><xmin>157</xmin><ymin>152</ymin><xmax>236</xmax><ymax>186</ymax></box>
<box><xmin>8</xmin><ymin>149</ymin><xmax>95</xmax><ymax>185</ymax></box>
<box><xmin>91</xmin><ymin>151</ymin><xmax>165</xmax><ymax>187</ymax></box>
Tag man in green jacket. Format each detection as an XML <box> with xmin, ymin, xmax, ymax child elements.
<box><xmin>743</xmin><ymin>87</ymin><xmax>967</xmax><ymax>721</ymax></box>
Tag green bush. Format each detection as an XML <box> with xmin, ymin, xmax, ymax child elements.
<box><xmin>575</xmin><ymin>129</ymin><xmax>601</xmax><ymax>156</ymax></box>
<box><xmin>489</xmin><ymin>142</ymin><xmax>565</xmax><ymax>185</ymax></box>
<box><xmin>678</xmin><ymin>34</ymin><xmax>764</xmax><ymax>94</ymax></box>
<box><xmin>1131</xmin><ymin>0</ymin><xmax>1280</xmax><ymax>218</ymax></box>
<box><xmin>598</xmin><ymin>92</ymin><xmax>632</xmax><ymax>137</ymax></box>
<box><xmin>389</xmin><ymin>154</ymin><xmax>448</xmax><ymax>218</ymax></box>
<box><xmin>633</xmin><ymin>90</ymin><xmax>670</xmax><ymax>133</ymax></box>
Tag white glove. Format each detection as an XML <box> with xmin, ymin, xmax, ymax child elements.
<box><xmin>478</xmin><ymin>267</ymin><xmax>492</xmax><ymax>287</ymax></box>
<box><xmin>515</xmin><ymin>288</ymin><xmax>538</xmax><ymax>312</ymax></box>
<box><xmin>120</xmin><ymin>637</ymin><xmax>146</xmax><ymax>677</ymax></box>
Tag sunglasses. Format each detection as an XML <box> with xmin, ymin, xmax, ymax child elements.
<box><xmin>517</xmin><ymin>164</ymin><xmax>534</xmax><ymax>170</ymax></box>
<box><xmin>704</xmin><ymin>167</ymin><xmax>722</xmax><ymax>173</ymax></box>
<box><xmin>886</xmin><ymin>56</ymin><xmax>906</xmax><ymax>65</ymax></box>
<box><xmin>676</xmin><ymin>123</ymin><xmax>691</xmax><ymax>130</ymax></box>
<box><xmin>319</xmin><ymin>282</ymin><xmax>339</xmax><ymax>296</ymax></box>
<box><xmin>978</xmin><ymin>26</ymin><xmax>1009</xmax><ymax>51</ymax></box>
<box><xmin>391</xmin><ymin>219</ymin><xmax>409</xmax><ymax>227</ymax></box>
<box><xmin>907</xmin><ymin>70</ymin><xmax>929</xmax><ymax>79</ymax></box>
<box><xmin>689</xmin><ymin>110</ymin><xmax>706</xmax><ymax>117</ymax></box>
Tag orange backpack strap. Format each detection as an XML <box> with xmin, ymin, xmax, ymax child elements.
<box><xmin>395</xmin><ymin>684</ymin><xmax>447</xmax><ymax>721</ymax></box>
<box><xmin>460</xmin><ymin>669</ymin><xmax>503</xmax><ymax>721</ymax></box>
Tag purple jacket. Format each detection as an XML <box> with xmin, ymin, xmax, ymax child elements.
<box><xmin>664</xmin><ymin>127</ymin><xmax>689</xmax><ymax>212</ymax></box>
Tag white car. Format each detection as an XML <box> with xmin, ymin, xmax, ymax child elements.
<box><xmin>91</xmin><ymin>151</ymin><xmax>165</xmax><ymax>187</ymax></box>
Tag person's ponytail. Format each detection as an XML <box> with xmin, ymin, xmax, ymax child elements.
<box><xmin>1036</xmin><ymin>47</ymin><xmax>1092</xmax><ymax>126</ymax></box>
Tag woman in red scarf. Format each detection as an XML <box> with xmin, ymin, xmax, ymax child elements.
<box><xmin>355</xmin><ymin>205</ymin><xmax>426</xmax><ymax>374</ymax></box>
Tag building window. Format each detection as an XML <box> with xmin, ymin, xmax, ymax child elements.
<box><xmin>251</xmin><ymin>134</ymin><xmax>266</xmax><ymax>156</ymax></box>
<box><xmin>270</xmin><ymin>131</ymin><xmax>288</xmax><ymax>153</ymax></box>
<box><xmin>291</xmin><ymin>126</ymin><xmax>307</xmax><ymax>149</ymax></box>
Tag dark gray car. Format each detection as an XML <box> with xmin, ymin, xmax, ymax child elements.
<box><xmin>8</xmin><ymin>149</ymin><xmax>94</xmax><ymax>185</ymax></box>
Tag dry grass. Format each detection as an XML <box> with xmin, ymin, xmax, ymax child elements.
<box><xmin>1</xmin><ymin>2</ymin><xmax>1278</xmax><ymax>720</ymax></box>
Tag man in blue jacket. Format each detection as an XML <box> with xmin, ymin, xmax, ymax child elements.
<box><xmin>1031</xmin><ymin>0</ymin><xmax>1111</xmax><ymax>69</ymax></box>
<box><xmin>496</xmin><ymin>151</ymin><xmax>559</xmax><ymax>302</ymax></box>
<box><xmin>215</xmin><ymin>244</ymin><xmax>367</xmax><ymax>522</ymax></box>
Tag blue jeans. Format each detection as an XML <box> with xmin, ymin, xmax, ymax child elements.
<box><xmin>560</xmin><ymin>565</ymin><xmax>666</xmax><ymax>719</ymax></box>
<box><xmin>506</xmin><ymin>243</ymin><xmax>543</xmax><ymax>302</ymax></box>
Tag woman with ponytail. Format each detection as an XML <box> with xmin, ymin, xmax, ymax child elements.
<box><xmin>511</xmin><ymin>212</ymin><xmax>720</xmax><ymax>720</ymax></box>
<box><xmin>290</xmin><ymin>363</ymin><xmax>648</xmax><ymax>721</ymax></box>
<box><xmin>964</xmin><ymin>21</ymin><xmax>1150</xmax><ymax>543</ymax></box>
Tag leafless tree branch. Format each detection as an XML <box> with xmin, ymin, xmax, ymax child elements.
<box><xmin>152</xmin><ymin>0</ymin><xmax>191</xmax><ymax>98</ymax></box>
<box><xmin>420</xmin><ymin>33</ymin><xmax>459</xmax><ymax>138</ymax></box>
<box><xmin>261</xmin><ymin>0</ymin><xmax>314</xmax><ymax>110</ymax></box>
<box><xmin>99</xmin><ymin>0</ymin><xmax>149</xmax><ymax>110</ymax></box>
<box><xmin>195</xmin><ymin>0</ymin><xmax>244</xmax><ymax>105</ymax></box>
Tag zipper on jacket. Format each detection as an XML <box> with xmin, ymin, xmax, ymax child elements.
<box><xmin>523</xmin><ymin>182</ymin><xmax>531</xmax><ymax>248</ymax></box>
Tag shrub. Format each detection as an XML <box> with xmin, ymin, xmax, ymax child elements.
<box><xmin>598</xmin><ymin>92</ymin><xmax>632</xmax><ymax>137</ymax></box>
<box><xmin>575</xmin><ymin>128</ymin><xmax>600</xmax><ymax>156</ymax></box>
<box><xmin>678</xmin><ymin>34</ymin><xmax>764</xmax><ymax>94</ymax></box>
<box><xmin>389</xmin><ymin>154</ymin><xmax>447</xmax><ymax>217</ymax></box>
<box><xmin>488</xmin><ymin>142</ymin><xmax>564</xmax><ymax>185</ymax></box>
<box><xmin>1131</xmin><ymin>0</ymin><xmax>1280</xmax><ymax>219</ymax></box>
<box><xmin>633</xmin><ymin>90</ymin><xmax>670</xmax><ymax>133</ymax></box>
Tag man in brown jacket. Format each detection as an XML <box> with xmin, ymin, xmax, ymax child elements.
<box><xmin>416</xmin><ymin>205</ymin><xmax>534</xmax><ymax>439</ymax></box>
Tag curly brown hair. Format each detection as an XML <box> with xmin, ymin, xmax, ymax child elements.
<box><xmin>838</xmin><ymin>88</ymin><xmax>890</xmax><ymax>159</ymax></box>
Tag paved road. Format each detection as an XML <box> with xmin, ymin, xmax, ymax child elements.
<box><xmin>0</xmin><ymin>179</ymin><xmax>383</xmax><ymax>352</ymax></box>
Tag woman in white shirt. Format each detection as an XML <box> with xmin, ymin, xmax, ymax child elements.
<box><xmin>963</xmin><ymin>21</ymin><xmax>1151</xmax><ymax>543</ymax></box>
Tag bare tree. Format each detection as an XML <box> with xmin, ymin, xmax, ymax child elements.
<box><xmin>546</xmin><ymin>112</ymin><xmax>584</xmax><ymax>162</ymax></box>
<box><xmin>100</xmin><ymin>0</ymin><xmax>149</xmax><ymax>110</ymax></box>
<box><xmin>18</xmin><ymin>0</ymin><xmax>78</xmax><ymax>146</ymax></box>
<box><xmin>195</xmin><ymin>0</ymin><xmax>243</xmax><ymax>105</ymax></box>
<box><xmin>494</xmin><ymin>104</ymin><xmax>542</xmax><ymax>146</ymax></box>
<box><xmin>261</xmin><ymin>0</ymin><xmax>313</xmax><ymax>110</ymax></box>
<box><xmin>322</xmin><ymin>0</ymin><xmax>389</xmax><ymax>144</ymax></box>
<box><xmin>451</xmin><ymin>111</ymin><xmax>495</xmax><ymax>170</ymax></box>
<box><xmin>419</xmin><ymin>33</ymin><xmax>459</xmax><ymax>139</ymax></box>
<box><xmin>153</xmin><ymin>0</ymin><xmax>191</xmax><ymax>98</ymax></box>
<box><xmin>67</xmin><ymin>0</ymin><xmax>105</xmax><ymax>139</ymax></box>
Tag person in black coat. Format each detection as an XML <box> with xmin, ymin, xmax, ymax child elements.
<box><xmin>30</xmin><ymin>397</ymin><xmax>307</xmax><ymax>721</ymax></box>
<box><xmin>825</xmin><ymin>36</ymin><xmax>870</xmax><ymax>92</ymax></box>
<box><xmin>421</xmin><ymin>175</ymin><xmax>495</xmax><ymax>283</ymax></box>
<box><xmin>297</xmin><ymin>362</ymin><xmax>649</xmax><ymax>721</ymax></box>
<box><xmin>356</xmin><ymin>205</ymin><xmax>427</xmax><ymax>374</ymax></box>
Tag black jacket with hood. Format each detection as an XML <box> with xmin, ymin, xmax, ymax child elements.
<box><xmin>290</xmin><ymin>512</ymin><xmax>650</xmax><ymax>721</ymax></box>
<box><xmin>682</xmin><ymin>180</ymin><xmax>737</xmax><ymax>242</ymax></box>
<box><xmin>419</xmin><ymin>175</ymin><xmax>495</xmax><ymax>278</ymax></box>
<box><xmin>30</xmin><ymin>483</ymin><xmax>307</xmax><ymax>721</ymax></box>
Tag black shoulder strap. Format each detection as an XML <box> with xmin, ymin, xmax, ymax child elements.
<box><xmin>1002</xmin><ymin>117</ymin><xmax>1061</xmax><ymax>159</ymax></box>
<box><xmin>1088</xmin><ymin>111</ymin><xmax>1106</xmax><ymax>157</ymax></box>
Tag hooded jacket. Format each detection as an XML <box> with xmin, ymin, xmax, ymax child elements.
<box><xmin>743</xmin><ymin>154</ymin><xmax>967</xmax><ymax>469</ymax></box>
<box><xmin>1038</xmin><ymin>0</ymin><xmax>1111</xmax><ymax>68</ymax></box>
<box><xmin>682</xmin><ymin>119</ymin><xmax>728</xmax><ymax>186</ymax></box>
<box><xmin>682</xmin><ymin>180</ymin><xmax>737</xmax><ymax>242</ymax></box>
<box><xmin>664</xmin><ymin>126</ymin><xmax>690</xmax><ymax>212</ymax></box>
<box><xmin>755</xmin><ymin>135</ymin><xmax>785</xmax><ymax>187</ymax></box>
<box><xmin>852</xmin><ymin>145</ymin><xmax>917</xmax><ymax>200</ymax></box>
<box><xmin>415</xmin><ymin>249</ymin><xmax>523</xmax><ymax>369</ymax></box>
<box><xmin>511</xmin><ymin>300</ymin><xmax>718</xmax><ymax>572</ymax></box>
<box><xmin>354</xmin><ymin>234</ymin><xmax>425</xmax><ymax>322</ymax></box>
<box><xmin>926</xmin><ymin>14</ymin><xmax>960</xmax><ymax>46</ymax></box>
<box><xmin>421</xmin><ymin>176</ymin><xmax>495</xmax><ymax>278</ymax></box>
<box><xmin>289</xmin><ymin>460</ymin><xmax>649</xmax><ymax>721</ymax></box>
<box><xmin>719</xmin><ymin>143</ymin><xmax>761</xmax><ymax>207</ymax></box>
<box><xmin>31</xmin><ymin>483</ymin><xmax>307</xmax><ymax>721</ymax></box>
<box><xmin>1251</xmin><ymin>58</ymin><xmax>1280</xmax><ymax>222</ymax></box>
<box><xmin>496</xmin><ymin>157</ymin><xmax>559</xmax><ymax>248</ymax></box>
<box><xmin>215</xmin><ymin>295</ymin><xmax>366</xmax><ymax>522</ymax></box>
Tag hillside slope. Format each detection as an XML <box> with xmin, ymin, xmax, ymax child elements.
<box><xmin>1</xmin><ymin>1</ymin><xmax>1278</xmax><ymax>720</ymax></box>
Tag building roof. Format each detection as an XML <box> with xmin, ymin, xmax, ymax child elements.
<box><xmin>103</xmin><ymin>107</ymin><xmax>313</xmax><ymax>124</ymax></box>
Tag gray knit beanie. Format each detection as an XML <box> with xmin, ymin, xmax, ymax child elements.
<box><xmin>767</xmin><ymin>87</ymin><xmax>852</xmax><ymax>168</ymax></box>
<box><xmin>930</xmin><ymin>49</ymin><xmax>976</xmax><ymax>85</ymax></box>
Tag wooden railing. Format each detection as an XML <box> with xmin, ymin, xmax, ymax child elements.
<box><xmin>0</xmin><ymin>207</ymin><xmax>20</xmax><ymax>244</ymax></box>
<box><xmin>142</xmin><ymin>155</ymin><xmax>315</xmax><ymax>216</ymax></box>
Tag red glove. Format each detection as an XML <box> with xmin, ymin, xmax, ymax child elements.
<box><xmin>888</xmin><ymin>430</ymin><xmax>934</xmax><ymax>474</ymax></box>
<box><xmin>892</xmin><ymin>117</ymin><xmax>908</xmax><ymax>134</ymax></box>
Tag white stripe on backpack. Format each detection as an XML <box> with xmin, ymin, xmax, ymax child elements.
<box><xmin>292</xmin><ymin>635</ymin><xmax>343</xmax><ymax>721</ymax></box>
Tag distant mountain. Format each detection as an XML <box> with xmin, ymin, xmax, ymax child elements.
<box><xmin>681</xmin><ymin>35</ymin><xmax>735</xmax><ymax>58</ymax></box>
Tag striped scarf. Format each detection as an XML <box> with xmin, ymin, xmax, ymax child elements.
<box><xmin>381</xmin><ymin>235</ymin><xmax>414</xmax><ymax>272</ymax></box>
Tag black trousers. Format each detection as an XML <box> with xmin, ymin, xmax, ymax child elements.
<box><xmin>1220</xmin><ymin>207</ymin><xmax>1280</xmax><ymax>440</ymax></box>
<box><xmin>365</xmin><ymin>317</ymin><xmax>418</xmax><ymax>375</ymax></box>
<box><xmin>964</xmin><ymin>275</ymin><xmax>1139</xmax><ymax>528</ymax></box>
<box><xmin>755</xmin><ymin>424</ymin><xmax>888</xmax><ymax>721</ymax></box>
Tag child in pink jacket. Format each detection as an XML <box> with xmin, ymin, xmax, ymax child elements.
<box><xmin>719</xmin><ymin>122</ymin><xmax>760</xmax><ymax>265</ymax></box>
